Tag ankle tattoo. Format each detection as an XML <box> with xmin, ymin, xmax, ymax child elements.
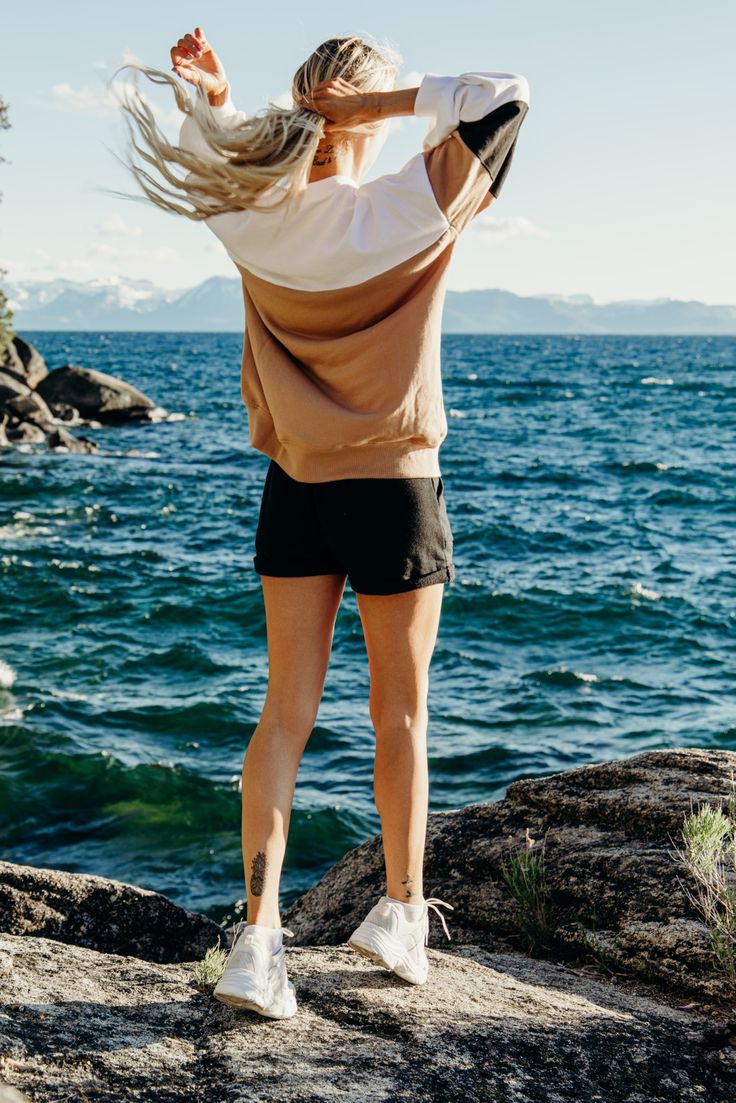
<box><xmin>250</xmin><ymin>851</ymin><xmax>267</xmax><ymax>896</ymax></box>
<box><xmin>401</xmin><ymin>874</ymin><xmax>415</xmax><ymax>899</ymax></box>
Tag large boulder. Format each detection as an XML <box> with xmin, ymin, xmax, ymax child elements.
<box><xmin>0</xmin><ymin>371</ymin><xmax>30</xmax><ymax>402</ymax></box>
<box><xmin>0</xmin><ymin>389</ymin><xmax>55</xmax><ymax>430</ymax></box>
<box><xmin>46</xmin><ymin>427</ymin><xmax>99</xmax><ymax>454</ymax></box>
<box><xmin>0</xmin><ymin>336</ymin><xmax>48</xmax><ymax>389</ymax></box>
<box><xmin>283</xmin><ymin>748</ymin><xmax>736</xmax><ymax>1003</ymax></box>
<box><xmin>3</xmin><ymin>420</ymin><xmax>47</xmax><ymax>445</ymax></box>
<box><xmin>0</xmin><ymin>861</ymin><xmax>225</xmax><ymax>964</ymax></box>
<box><xmin>36</xmin><ymin>364</ymin><xmax>157</xmax><ymax>423</ymax></box>
<box><xmin>0</xmin><ymin>933</ymin><xmax>733</xmax><ymax>1102</ymax></box>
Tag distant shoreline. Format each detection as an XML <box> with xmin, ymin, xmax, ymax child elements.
<box><xmin>8</xmin><ymin>279</ymin><xmax>736</xmax><ymax>336</ymax></box>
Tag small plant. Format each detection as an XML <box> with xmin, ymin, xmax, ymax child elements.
<box><xmin>579</xmin><ymin>925</ymin><xmax>617</xmax><ymax>975</ymax></box>
<box><xmin>499</xmin><ymin>827</ymin><xmax>553</xmax><ymax>954</ymax></box>
<box><xmin>673</xmin><ymin>770</ymin><xmax>736</xmax><ymax>982</ymax></box>
<box><xmin>192</xmin><ymin>943</ymin><xmax>228</xmax><ymax>991</ymax></box>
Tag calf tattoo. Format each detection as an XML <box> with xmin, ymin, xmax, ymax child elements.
<box><xmin>250</xmin><ymin>851</ymin><xmax>267</xmax><ymax>896</ymax></box>
<box><xmin>401</xmin><ymin>874</ymin><xmax>415</xmax><ymax>899</ymax></box>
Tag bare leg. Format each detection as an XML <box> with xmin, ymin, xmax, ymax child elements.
<box><xmin>356</xmin><ymin>584</ymin><xmax>445</xmax><ymax>903</ymax></box>
<box><xmin>242</xmin><ymin>573</ymin><xmax>346</xmax><ymax>927</ymax></box>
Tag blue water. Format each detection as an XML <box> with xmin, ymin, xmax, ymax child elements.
<box><xmin>1</xmin><ymin>332</ymin><xmax>734</xmax><ymax>924</ymax></box>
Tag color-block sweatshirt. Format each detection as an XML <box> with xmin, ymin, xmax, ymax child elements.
<box><xmin>179</xmin><ymin>70</ymin><xmax>530</xmax><ymax>481</ymax></box>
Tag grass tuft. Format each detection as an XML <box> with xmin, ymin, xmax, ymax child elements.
<box><xmin>192</xmin><ymin>943</ymin><xmax>228</xmax><ymax>990</ymax></box>
<box><xmin>499</xmin><ymin>826</ymin><xmax>552</xmax><ymax>954</ymax></box>
<box><xmin>673</xmin><ymin>769</ymin><xmax>736</xmax><ymax>982</ymax></box>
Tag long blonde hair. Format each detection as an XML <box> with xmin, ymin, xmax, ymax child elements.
<box><xmin>113</xmin><ymin>34</ymin><xmax>402</xmax><ymax>219</ymax></box>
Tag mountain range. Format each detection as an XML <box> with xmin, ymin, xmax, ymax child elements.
<box><xmin>6</xmin><ymin>277</ymin><xmax>736</xmax><ymax>335</ymax></box>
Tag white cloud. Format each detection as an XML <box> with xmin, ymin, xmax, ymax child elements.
<box><xmin>51</xmin><ymin>82</ymin><xmax>113</xmax><ymax>117</ymax></box>
<box><xmin>473</xmin><ymin>214</ymin><xmax>550</xmax><ymax>241</ymax></box>
<box><xmin>99</xmin><ymin>214</ymin><xmax>144</xmax><ymax>238</ymax></box>
<box><xmin>51</xmin><ymin>76</ymin><xmax>183</xmax><ymax>127</ymax></box>
<box><xmin>89</xmin><ymin>243</ymin><xmax>179</xmax><ymax>262</ymax></box>
<box><xmin>121</xmin><ymin>49</ymin><xmax>144</xmax><ymax>67</ymax></box>
<box><xmin>93</xmin><ymin>49</ymin><xmax>144</xmax><ymax>73</ymax></box>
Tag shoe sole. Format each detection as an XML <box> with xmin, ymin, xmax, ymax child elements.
<box><xmin>213</xmin><ymin>989</ymin><xmax>298</xmax><ymax>1019</ymax></box>
<box><xmin>347</xmin><ymin>925</ymin><xmax>427</xmax><ymax>986</ymax></box>
<box><xmin>213</xmin><ymin>972</ymin><xmax>298</xmax><ymax>1019</ymax></box>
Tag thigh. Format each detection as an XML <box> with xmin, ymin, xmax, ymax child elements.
<box><xmin>260</xmin><ymin>574</ymin><xmax>347</xmax><ymax>732</ymax></box>
<box><xmin>356</xmin><ymin>585</ymin><xmax>445</xmax><ymax>725</ymax></box>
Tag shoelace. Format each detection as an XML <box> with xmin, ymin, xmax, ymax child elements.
<box><xmin>223</xmin><ymin>921</ymin><xmax>295</xmax><ymax>966</ymax></box>
<box><xmin>423</xmin><ymin>897</ymin><xmax>455</xmax><ymax>945</ymax></box>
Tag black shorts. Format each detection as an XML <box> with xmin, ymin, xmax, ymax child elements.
<box><xmin>253</xmin><ymin>460</ymin><xmax>456</xmax><ymax>596</ymax></box>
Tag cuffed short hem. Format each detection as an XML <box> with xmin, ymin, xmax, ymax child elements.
<box><xmin>349</xmin><ymin>563</ymin><xmax>455</xmax><ymax>596</ymax></box>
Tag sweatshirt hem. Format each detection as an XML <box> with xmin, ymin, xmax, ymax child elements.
<box><xmin>254</xmin><ymin>437</ymin><xmax>444</xmax><ymax>483</ymax></box>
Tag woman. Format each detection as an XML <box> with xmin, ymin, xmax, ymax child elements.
<box><xmin>118</xmin><ymin>27</ymin><xmax>530</xmax><ymax>1019</ymax></box>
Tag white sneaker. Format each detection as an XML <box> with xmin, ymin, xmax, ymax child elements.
<box><xmin>213</xmin><ymin>922</ymin><xmax>298</xmax><ymax>1018</ymax></box>
<box><xmin>347</xmin><ymin>895</ymin><xmax>454</xmax><ymax>985</ymax></box>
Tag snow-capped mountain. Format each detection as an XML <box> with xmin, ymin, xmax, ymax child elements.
<box><xmin>6</xmin><ymin>277</ymin><xmax>736</xmax><ymax>334</ymax></box>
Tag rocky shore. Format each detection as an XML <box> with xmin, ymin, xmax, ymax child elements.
<box><xmin>1</xmin><ymin>748</ymin><xmax>735</xmax><ymax>1102</ymax></box>
<box><xmin>0</xmin><ymin>336</ymin><xmax>167</xmax><ymax>453</ymax></box>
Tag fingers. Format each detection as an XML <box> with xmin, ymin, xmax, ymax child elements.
<box><xmin>169</xmin><ymin>28</ymin><xmax>208</xmax><ymax>68</ymax></box>
<box><xmin>170</xmin><ymin>47</ymin><xmax>200</xmax><ymax>84</ymax></box>
<box><xmin>182</xmin><ymin>34</ymin><xmax>203</xmax><ymax>58</ymax></box>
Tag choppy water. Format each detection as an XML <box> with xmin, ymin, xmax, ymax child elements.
<box><xmin>1</xmin><ymin>332</ymin><xmax>734</xmax><ymax>924</ymax></box>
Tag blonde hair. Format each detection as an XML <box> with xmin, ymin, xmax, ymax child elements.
<box><xmin>113</xmin><ymin>34</ymin><xmax>402</xmax><ymax>220</ymax></box>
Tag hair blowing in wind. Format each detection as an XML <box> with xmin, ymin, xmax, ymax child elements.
<box><xmin>112</xmin><ymin>28</ymin><xmax>402</xmax><ymax>219</ymax></box>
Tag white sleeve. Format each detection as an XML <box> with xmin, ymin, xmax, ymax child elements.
<box><xmin>413</xmin><ymin>71</ymin><xmax>531</xmax><ymax>151</ymax></box>
<box><xmin>177</xmin><ymin>91</ymin><xmax>249</xmax><ymax>162</ymax></box>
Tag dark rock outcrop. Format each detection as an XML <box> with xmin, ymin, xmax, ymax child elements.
<box><xmin>46</xmin><ymin>426</ymin><xmax>99</xmax><ymax>454</ymax></box>
<box><xmin>36</xmin><ymin>364</ymin><xmax>157</xmax><ymax>423</ymax></box>
<box><xmin>4</xmin><ymin>420</ymin><xmax>47</xmax><ymax>445</ymax></box>
<box><xmin>0</xmin><ymin>861</ymin><xmax>226</xmax><ymax>965</ymax></box>
<box><xmin>0</xmin><ymin>336</ymin><xmax>48</xmax><ymax>390</ymax></box>
<box><xmin>283</xmin><ymin>748</ymin><xmax>736</xmax><ymax>1003</ymax></box>
<box><xmin>0</xmin><ymin>336</ymin><xmax>167</xmax><ymax>453</ymax></box>
<box><xmin>0</xmin><ymin>373</ymin><xmax>29</xmax><ymax>402</ymax></box>
<box><xmin>1</xmin><ymin>389</ymin><xmax>55</xmax><ymax>429</ymax></box>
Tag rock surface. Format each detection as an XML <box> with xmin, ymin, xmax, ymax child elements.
<box><xmin>0</xmin><ymin>933</ymin><xmax>734</xmax><ymax>1102</ymax></box>
<box><xmin>284</xmin><ymin>748</ymin><xmax>736</xmax><ymax>1003</ymax></box>
<box><xmin>0</xmin><ymin>336</ymin><xmax>48</xmax><ymax>390</ymax></box>
<box><xmin>0</xmin><ymin>861</ymin><xmax>226</xmax><ymax>964</ymax></box>
<box><xmin>35</xmin><ymin>364</ymin><xmax>157</xmax><ymax>423</ymax></box>
<box><xmin>0</xmin><ymin>336</ymin><xmax>165</xmax><ymax>453</ymax></box>
<box><xmin>1</xmin><ymin>749</ymin><xmax>735</xmax><ymax>1101</ymax></box>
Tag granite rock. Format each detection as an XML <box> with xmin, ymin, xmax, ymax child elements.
<box><xmin>283</xmin><ymin>748</ymin><xmax>736</xmax><ymax>1002</ymax></box>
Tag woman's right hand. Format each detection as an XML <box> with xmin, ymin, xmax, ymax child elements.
<box><xmin>170</xmin><ymin>26</ymin><xmax>228</xmax><ymax>95</ymax></box>
<box><xmin>295</xmin><ymin>78</ymin><xmax>376</xmax><ymax>132</ymax></box>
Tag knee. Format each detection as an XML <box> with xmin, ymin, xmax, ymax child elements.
<box><xmin>369</xmin><ymin>692</ymin><xmax>429</xmax><ymax>740</ymax></box>
<box><xmin>260</xmin><ymin>693</ymin><xmax>319</xmax><ymax>741</ymax></box>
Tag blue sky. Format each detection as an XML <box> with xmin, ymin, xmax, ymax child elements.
<box><xmin>3</xmin><ymin>1</ymin><xmax>734</xmax><ymax>302</ymax></box>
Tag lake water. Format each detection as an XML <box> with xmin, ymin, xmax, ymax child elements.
<box><xmin>1</xmin><ymin>331</ymin><xmax>734</xmax><ymax>925</ymax></box>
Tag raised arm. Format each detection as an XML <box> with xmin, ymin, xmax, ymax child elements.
<box><xmin>413</xmin><ymin>71</ymin><xmax>530</xmax><ymax>203</ymax></box>
<box><xmin>300</xmin><ymin>69</ymin><xmax>530</xmax><ymax>229</ymax></box>
<box><xmin>171</xmin><ymin>25</ymin><xmax>249</xmax><ymax>160</ymax></box>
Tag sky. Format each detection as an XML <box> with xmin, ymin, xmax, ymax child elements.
<box><xmin>2</xmin><ymin>0</ymin><xmax>734</xmax><ymax>304</ymax></box>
